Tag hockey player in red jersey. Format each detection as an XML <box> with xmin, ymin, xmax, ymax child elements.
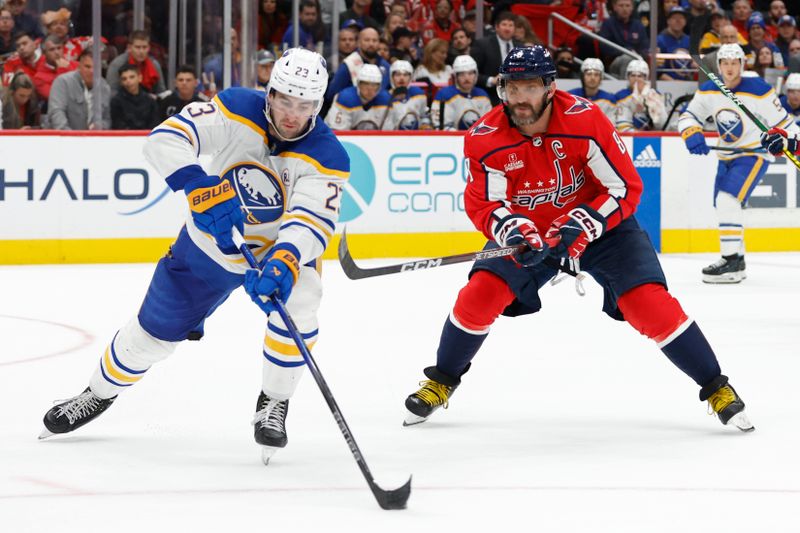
<box><xmin>404</xmin><ymin>46</ymin><xmax>754</xmax><ymax>432</ymax></box>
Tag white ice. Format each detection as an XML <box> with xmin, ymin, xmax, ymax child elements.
<box><xmin>1</xmin><ymin>253</ymin><xmax>799</xmax><ymax>532</ymax></box>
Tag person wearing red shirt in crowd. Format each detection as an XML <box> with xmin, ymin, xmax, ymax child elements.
<box><xmin>258</xmin><ymin>0</ymin><xmax>288</xmax><ymax>51</ymax></box>
<box><xmin>421</xmin><ymin>0</ymin><xmax>460</xmax><ymax>45</ymax></box>
<box><xmin>730</xmin><ymin>0</ymin><xmax>752</xmax><ymax>39</ymax></box>
<box><xmin>106</xmin><ymin>30</ymin><xmax>166</xmax><ymax>96</ymax></box>
<box><xmin>33</xmin><ymin>35</ymin><xmax>78</xmax><ymax>102</ymax></box>
<box><xmin>2</xmin><ymin>31</ymin><xmax>42</xmax><ymax>86</ymax></box>
<box><xmin>1</xmin><ymin>7</ymin><xmax>16</xmax><ymax>56</ymax></box>
<box><xmin>40</xmin><ymin>8</ymin><xmax>94</xmax><ymax>62</ymax></box>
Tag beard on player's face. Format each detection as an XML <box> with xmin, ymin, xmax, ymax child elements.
<box><xmin>509</xmin><ymin>92</ymin><xmax>548</xmax><ymax>126</ymax></box>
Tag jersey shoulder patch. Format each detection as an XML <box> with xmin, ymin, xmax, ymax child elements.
<box><xmin>215</xmin><ymin>87</ymin><xmax>268</xmax><ymax>133</ymax></box>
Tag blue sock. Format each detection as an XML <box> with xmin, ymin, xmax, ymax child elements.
<box><xmin>661</xmin><ymin>321</ymin><xmax>721</xmax><ymax>387</ymax></box>
<box><xmin>435</xmin><ymin>316</ymin><xmax>487</xmax><ymax>380</ymax></box>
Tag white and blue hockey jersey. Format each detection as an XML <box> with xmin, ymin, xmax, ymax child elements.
<box><xmin>431</xmin><ymin>86</ymin><xmax>492</xmax><ymax>131</ymax></box>
<box><xmin>567</xmin><ymin>87</ymin><xmax>617</xmax><ymax>122</ymax></box>
<box><xmin>779</xmin><ymin>94</ymin><xmax>800</xmax><ymax>127</ymax></box>
<box><xmin>615</xmin><ymin>86</ymin><xmax>667</xmax><ymax>131</ymax></box>
<box><xmin>144</xmin><ymin>87</ymin><xmax>350</xmax><ymax>273</ymax></box>
<box><xmin>324</xmin><ymin>86</ymin><xmax>392</xmax><ymax>130</ymax></box>
<box><xmin>679</xmin><ymin>77</ymin><xmax>797</xmax><ymax>161</ymax></box>
<box><xmin>382</xmin><ymin>85</ymin><xmax>430</xmax><ymax>130</ymax></box>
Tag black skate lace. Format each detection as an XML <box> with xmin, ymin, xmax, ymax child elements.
<box><xmin>55</xmin><ymin>391</ymin><xmax>101</xmax><ymax>425</ymax></box>
<box><xmin>251</xmin><ymin>399</ymin><xmax>287</xmax><ymax>432</ymax></box>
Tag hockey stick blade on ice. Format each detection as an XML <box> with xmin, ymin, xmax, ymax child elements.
<box><xmin>692</xmin><ymin>55</ymin><xmax>800</xmax><ymax>170</ymax></box>
<box><xmin>233</xmin><ymin>229</ymin><xmax>411</xmax><ymax>511</ymax></box>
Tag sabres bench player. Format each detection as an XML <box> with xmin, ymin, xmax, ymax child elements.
<box><xmin>404</xmin><ymin>46</ymin><xmax>754</xmax><ymax>432</ymax></box>
<box><xmin>40</xmin><ymin>48</ymin><xmax>350</xmax><ymax>464</ymax></box>
<box><xmin>679</xmin><ymin>44</ymin><xmax>796</xmax><ymax>283</ymax></box>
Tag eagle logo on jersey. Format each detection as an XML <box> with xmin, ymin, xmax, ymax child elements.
<box><xmin>222</xmin><ymin>162</ymin><xmax>286</xmax><ymax>224</ymax></box>
<box><xmin>565</xmin><ymin>95</ymin><xmax>593</xmax><ymax>115</ymax></box>
<box><xmin>715</xmin><ymin>108</ymin><xmax>744</xmax><ymax>143</ymax></box>
<box><xmin>470</xmin><ymin>121</ymin><xmax>497</xmax><ymax>136</ymax></box>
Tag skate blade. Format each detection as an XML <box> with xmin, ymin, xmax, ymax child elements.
<box><xmin>38</xmin><ymin>428</ymin><xmax>55</xmax><ymax>440</ymax></box>
<box><xmin>728</xmin><ymin>411</ymin><xmax>755</xmax><ymax>432</ymax></box>
<box><xmin>403</xmin><ymin>412</ymin><xmax>428</xmax><ymax>427</ymax></box>
<box><xmin>702</xmin><ymin>273</ymin><xmax>744</xmax><ymax>284</ymax></box>
<box><xmin>261</xmin><ymin>446</ymin><xmax>279</xmax><ymax>465</ymax></box>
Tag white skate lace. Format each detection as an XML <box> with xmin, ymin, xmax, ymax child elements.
<box><xmin>708</xmin><ymin>257</ymin><xmax>728</xmax><ymax>269</ymax></box>
<box><xmin>251</xmin><ymin>399</ymin><xmax>287</xmax><ymax>433</ymax></box>
<box><xmin>54</xmin><ymin>391</ymin><xmax>101</xmax><ymax>425</ymax></box>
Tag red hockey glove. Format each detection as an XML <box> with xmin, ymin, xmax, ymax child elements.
<box><xmin>494</xmin><ymin>214</ymin><xmax>548</xmax><ymax>267</ymax></box>
<box><xmin>544</xmin><ymin>205</ymin><xmax>607</xmax><ymax>260</ymax></box>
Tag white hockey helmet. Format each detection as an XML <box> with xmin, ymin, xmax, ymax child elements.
<box><xmin>626</xmin><ymin>59</ymin><xmax>650</xmax><ymax>77</ymax></box>
<box><xmin>390</xmin><ymin>60</ymin><xmax>414</xmax><ymax>76</ymax></box>
<box><xmin>266</xmin><ymin>47</ymin><xmax>328</xmax><ymax>141</ymax></box>
<box><xmin>581</xmin><ymin>57</ymin><xmax>604</xmax><ymax>74</ymax></box>
<box><xmin>716</xmin><ymin>43</ymin><xmax>746</xmax><ymax>69</ymax></box>
<box><xmin>453</xmin><ymin>55</ymin><xmax>478</xmax><ymax>74</ymax></box>
<box><xmin>357</xmin><ymin>64</ymin><xmax>383</xmax><ymax>85</ymax></box>
<box><xmin>785</xmin><ymin>73</ymin><xmax>800</xmax><ymax>91</ymax></box>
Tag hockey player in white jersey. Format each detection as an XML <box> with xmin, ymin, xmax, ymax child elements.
<box><xmin>431</xmin><ymin>55</ymin><xmax>492</xmax><ymax>131</ymax></box>
<box><xmin>325</xmin><ymin>63</ymin><xmax>391</xmax><ymax>130</ymax></box>
<box><xmin>779</xmin><ymin>73</ymin><xmax>800</xmax><ymax>126</ymax></box>
<box><xmin>382</xmin><ymin>60</ymin><xmax>431</xmax><ymax>130</ymax></box>
<box><xmin>40</xmin><ymin>48</ymin><xmax>350</xmax><ymax>465</ymax></box>
<box><xmin>567</xmin><ymin>58</ymin><xmax>617</xmax><ymax>121</ymax></box>
<box><xmin>615</xmin><ymin>59</ymin><xmax>667</xmax><ymax>132</ymax></box>
<box><xmin>679</xmin><ymin>44</ymin><xmax>796</xmax><ymax>283</ymax></box>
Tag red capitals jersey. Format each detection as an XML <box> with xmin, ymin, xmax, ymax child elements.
<box><xmin>464</xmin><ymin>90</ymin><xmax>642</xmax><ymax>241</ymax></box>
<box><xmin>2</xmin><ymin>54</ymin><xmax>43</xmax><ymax>86</ymax></box>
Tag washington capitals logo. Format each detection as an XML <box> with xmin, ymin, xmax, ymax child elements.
<box><xmin>470</xmin><ymin>121</ymin><xmax>497</xmax><ymax>136</ymax></box>
<box><xmin>565</xmin><ymin>95</ymin><xmax>593</xmax><ymax>115</ymax></box>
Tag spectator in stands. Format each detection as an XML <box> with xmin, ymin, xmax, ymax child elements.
<box><xmin>255</xmin><ymin>50</ymin><xmax>275</xmax><ymax>90</ymax></box>
<box><xmin>766</xmin><ymin>0</ymin><xmax>787</xmax><ymax>41</ymax></box>
<box><xmin>33</xmin><ymin>35</ymin><xmax>78</xmax><ymax>103</ymax></box>
<box><xmin>0</xmin><ymin>7</ymin><xmax>15</xmax><ymax>57</ymax></box>
<box><xmin>470</xmin><ymin>11</ymin><xmax>521</xmax><ymax>106</ymax></box>
<box><xmin>615</xmin><ymin>59</ymin><xmax>666</xmax><ymax>132</ymax></box>
<box><xmin>107</xmin><ymin>30</ymin><xmax>166</xmax><ymax>95</ymax></box>
<box><xmin>389</xmin><ymin>27</ymin><xmax>419</xmax><ymax>64</ymax></box>
<box><xmin>744</xmin><ymin>14</ymin><xmax>783</xmax><ymax>70</ymax></box>
<box><xmin>377</xmin><ymin>37</ymin><xmax>391</xmax><ymax>62</ymax></box>
<box><xmin>780</xmin><ymin>73</ymin><xmax>800</xmax><ymax>125</ymax></box>
<box><xmin>513</xmin><ymin>15</ymin><xmax>541</xmax><ymax>47</ymax></box>
<box><xmin>567</xmin><ymin>58</ymin><xmax>617</xmax><ymax>122</ymax></box>
<box><xmin>789</xmin><ymin>39</ymin><xmax>800</xmax><ymax>73</ymax></box>
<box><xmin>730</xmin><ymin>0</ymin><xmax>752</xmax><ymax>39</ymax></box>
<box><xmin>325</xmin><ymin>63</ymin><xmax>391</xmax><ymax>129</ymax></box>
<box><xmin>382</xmin><ymin>60</ymin><xmax>431</xmax><ymax>130</ymax></box>
<box><xmin>4</xmin><ymin>0</ymin><xmax>42</xmax><ymax>39</ymax></box>
<box><xmin>598</xmin><ymin>0</ymin><xmax>649</xmax><ymax>77</ymax></box>
<box><xmin>430</xmin><ymin>55</ymin><xmax>490</xmax><ymax>131</ymax></box>
<box><xmin>656</xmin><ymin>0</ymin><xmax>679</xmax><ymax>33</ymax></box>
<box><xmin>752</xmin><ymin>45</ymin><xmax>779</xmax><ymax>78</ymax></box>
<box><xmin>340</xmin><ymin>0</ymin><xmax>380</xmax><ymax>32</ymax></box>
<box><xmin>447</xmin><ymin>27</ymin><xmax>471</xmax><ymax>64</ymax></box>
<box><xmin>326</xmin><ymin>27</ymin><xmax>390</xmax><ymax>102</ymax></box>
<box><xmin>111</xmin><ymin>63</ymin><xmax>159</xmax><ymax>130</ymax></box>
<box><xmin>48</xmin><ymin>48</ymin><xmax>110</xmax><ymax>130</ymax></box>
<box><xmin>259</xmin><ymin>0</ymin><xmax>288</xmax><ymax>52</ymax></box>
<box><xmin>158</xmin><ymin>65</ymin><xmax>207</xmax><ymax>121</ymax></box>
<box><xmin>413</xmin><ymin>38</ymin><xmax>452</xmax><ymax>86</ymax></box>
<box><xmin>461</xmin><ymin>10</ymin><xmax>477</xmax><ymax>40</ymax></box>
<box><xmin>554</xmin><ymin>47</ymin><xmax>579</xmax><ymax>79</ymax></box>
<box><xmin>335</xmin><ymin>26</ymin><xmax>359</xmax><ymax>67</ymax></box>
<box><xmin>382</xmin><ymin>13</ymin><xmax>405</xmax><ymax>45</ymax></box>
<box><xmin>2</xmin><ymin>31</ymin><xmax>41</xmax><ymax>86</ymax></box>
<box><xmin>1</xmin><ymin>72</ymin><xmax>40</xmax><ymax>128</ymax></box>
<box><xmin>657</xmin><ymin>6</ymin><xmax>692</xmax><ymax>81</ymax></box>
<box><xmin>775</xmin><ymin>15</ymin><xmax>797</xmax><ymax>66</ymax></box>
<box><xmin>684</xmin><ymin>0</ymin><xmax>715</xmax><ymax>55</ymax></box>
<box><xmin>699</xmin><ymin>9</ymin><xmax>735</xmax><ymax>54</ymax></box>
<box><xmin>282</xmin><ymin>0</ymin><xmax>320</xmax><ymax>51</ymax></box>
<box><xmin>698</xmin><ymin>25</ymin><xmax>743</xmax><ymax>84</ymax></box>
<box><xmin>421</xmin><ymin>0</ymin><xmax>460</xmax><ymax>46</ymax></box>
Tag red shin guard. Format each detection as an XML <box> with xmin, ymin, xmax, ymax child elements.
<box><xmin>452</xmin><ymin>271</ymin><xmax>516</xmax><ymax>332</ymax></box>
<box><xmin>617</xmin><ymin>283</ymin><xmax>689</xmax><ymax>344</ymax></box>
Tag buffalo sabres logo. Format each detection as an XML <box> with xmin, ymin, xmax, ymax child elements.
<box><xmin>470</xmin><ymin>121</ymin><xmax>497</xmax><ymax>136</ymax></box>
<box><xmin>715</xmin><ymin>108</ymin><xmax>744</xmax><ymax>143</ymax></box>
<box><xmin>565</xmin><ymin>95</ymin><xmax>593</xmax><ymax>115</ymax></box>
<box><xmin>222</xmin><ymin>162</ymin><xmax>286</xmax><ymax>224</ymax></box>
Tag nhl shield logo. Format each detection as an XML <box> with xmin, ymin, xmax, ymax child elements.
<box><xmin>221</xmin><ymin>162</ymin><xmax>286</xmax><ymax>224</ymax></box>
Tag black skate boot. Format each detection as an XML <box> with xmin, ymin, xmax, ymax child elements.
<box><xmin>252</xmin><ymin>391</ymin><xmax>289</xmax><ymax>465</ymax></box>
<box><xmin>700</xmin><ymin>375</ymin><xmax>754</xmax><ymax>432</ymax></box>
<box><xmin>40</xmin><ymin>387</ymin><xmax>117</xmax><ymax>439</ymax></box>
<box><xmin>702</xmin><ymin>254</ymin><xmax>745</xmax><ymax>284</ymax></box>
<box><xmin>404</xmin><ymin>366</ymin><xmax>462</xmax><ymax>426</ymax></box>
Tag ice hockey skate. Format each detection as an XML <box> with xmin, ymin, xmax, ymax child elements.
<box><xmin>702</xmin><ymin>255</ymin><xmax>746</xmax><ymax>284</ymax></box>
<box><xmin>39</xmin><ymin>387</ymin><xmax>117</xmax><ymax>439</ymax></box>
<box><xmin>252</xmin><ymin>391</ymin><xmax>289</xmax><ymax>465</ymax></box>
<box><xmin>404</xmin><ymin>366</ymin><xmax>460</xmax><ymax>426</ymax></box>
<box><xmin>700</xmin><ymin>376</ymin><xmax>754</xmax><ymax>432</ymax></box>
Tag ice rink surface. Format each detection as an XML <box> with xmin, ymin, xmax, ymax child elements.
<box><xmin>1</xmin><ymin>252</ymin><xmax>799</xmax><ymax>532</ymax></box>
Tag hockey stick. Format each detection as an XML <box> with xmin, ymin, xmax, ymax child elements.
<box><xmin>233</xmin><ymin>229</ymin><xmax>411</xmax><ymax>511</ymax></box>
<box><xmin>691</xmin><ymin>54</ymin><xmax>800</xmax><ymax>170</ymax></box>
<box><xmin>708</xmin><ymin>146</ymin><xmax>766</xmax><ymax>154</ymax></box>
<box><xmin>338</xmin><ymin>227</ymin><xmax>586</xmax><ymax>283</ymax></box>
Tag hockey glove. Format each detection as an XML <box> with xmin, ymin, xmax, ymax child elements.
<box><xmin>185</xmin><ymin>175</ymin><xmax>244</xmax><ymax>253</ymax></box>
<box><xmin>760</xmin><ymin>127</ymin><xmax>799</xmax><ymax>156</ymax></box>
<box><xmin>244</xmin><ymin>246</ymin><xmax>301</xmax><ymax>314</ymax></box>
<box><xmin>544</xmin><ymin>204</ymin><xmax>607</xmax><ymax>260</ymax></box>
<box><xmin>681</xmin><ymin>126</ymin><xmax>709</xmax><ymax>155</ymax></box>
<box><xmin>493</xmin><ymin>214</ymin><xmax>548</xmax><ymax>267</ymax></box>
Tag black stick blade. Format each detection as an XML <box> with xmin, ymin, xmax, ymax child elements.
<box><xmin>370</xmin><ymin>475</ymin><xmax>412</xmax><ymax>510</ymax></box>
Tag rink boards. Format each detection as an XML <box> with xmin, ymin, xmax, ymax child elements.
<box><xmin>0</xmin><ymin>130</ymin><xmax>799</xmax><ymax>264</ymax></box>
